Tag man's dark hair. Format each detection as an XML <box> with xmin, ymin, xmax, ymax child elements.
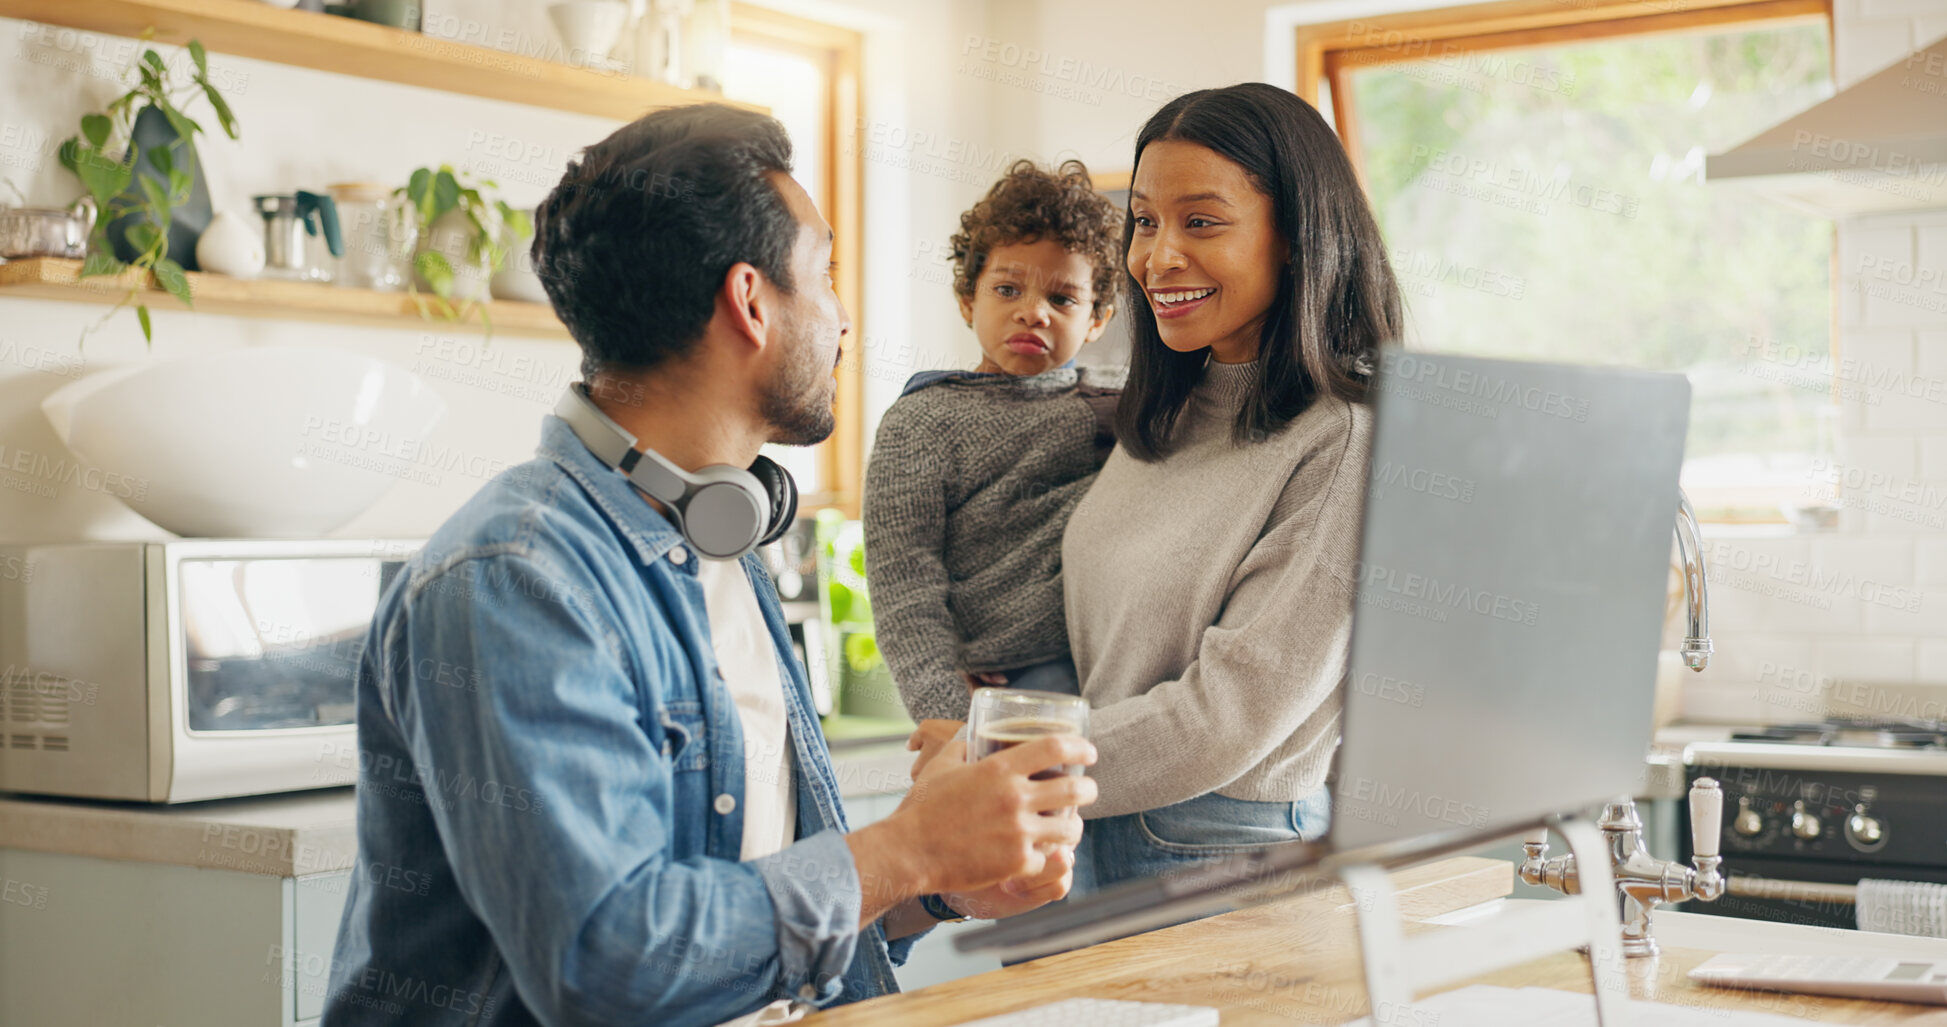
<box><xmin>1117</xmin><ymin>83</ymin><xmax>1403</xmax><ymax>462</ymax></box>
<box><xmin>533</xmin><ymin>104</ymin><xmax>800</xmax><ymax>380</ymax></box>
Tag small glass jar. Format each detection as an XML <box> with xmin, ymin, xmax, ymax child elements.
<box><xmin>327</xmin><ymin>182</ymin><xmax>416</xmax><ymax>291</ymax></box>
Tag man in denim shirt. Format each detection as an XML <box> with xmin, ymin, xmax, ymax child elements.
<box><xmin>324</xmin><ymin>105</ymin><xmax>1097</xmax><ymax>1027</ymax></box>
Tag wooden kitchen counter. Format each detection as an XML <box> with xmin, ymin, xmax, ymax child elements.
<box><xmin>1466</xmin><ymin>943</ymin><xmax>1947</xmax><ymax>1025</ymax></box>
<box><xmin>807</xmin><ymin>856</ymin><xmax>1947</xmax><ymax>1026</ymax></box>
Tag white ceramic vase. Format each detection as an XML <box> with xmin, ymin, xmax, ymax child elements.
<box><xmin>194</xmin><ymin>210</ymin><xmax>266</xmax><ymax>278</ymax></box>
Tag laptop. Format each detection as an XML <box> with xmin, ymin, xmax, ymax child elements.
<box><xmin>957</xmin><ymin>352</ymin><xmax>1692</xmax><ymax>961</ymax></box>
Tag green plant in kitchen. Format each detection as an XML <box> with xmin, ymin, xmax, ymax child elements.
<box><xmin>816</xmin><ymin>510</ymin><xmax>906</xmax><ymax>723</ymax></box>
<box><xmin>58</xmin><ymin>35</ymin><xmax>240</xmax><ymax>343</ymax></box>
<box><xmin>396</xmin><ymin>164</ymin><xmax>532</xmax><ymax>334</ymax></box>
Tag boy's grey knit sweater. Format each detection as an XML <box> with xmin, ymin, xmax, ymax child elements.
<box><xmin>863</xmin><ymin>365</ymin><xmax>1123</xmax><ymax>722</ymax></box>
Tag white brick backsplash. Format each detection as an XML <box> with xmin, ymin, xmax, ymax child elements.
<box><xmin>1920</xmin><ymin>539</ymin><xmax>1947</xmax><ymax>585</ymax></box>
<box><xmin>1704</xmin><ymin>535</ymin><xmax>1870</xmax><ymax>633</ymax></box>
<box><xmin>1845</xmin><ymin>329</ymin><xmax>1919</xmax><ymax>375</ymax></box>
<box><xmin>1809</xmin><ymin>536</ymin><xmax>1918</xmax><ymax>582</ymax></box>
<box><xmin>1865</xmin><ymin>593</ymin><xmax>1938</xmax><ymax>633</ymax></box>
<box><xmin>1923</xmin><ymin>226</ymin><xmax>1947</xmax><ymax>270</ymax></box>
<box><xmin>1923</xmin><ymin>436</ymin><xmax>1947</xmax><ymax>478</ymax></box>
<box><xmin>1866</xmin><ymin>381</ymin><xmax>1947</xmax><ymax>431</ymax></box>
<box><xmin>1836</xmin><ymin>432</ymin><xmax>1918</xmax><ymax>479</ymax></box>
<box><xmin>1841</xmin><ymin>225</ymin><xmax>1916</xmax><ymax>284</ymax></box>
<box><xmin>1681</xmin><ymin>678</ymin><xmax>1764</xmax><ymax>724</ymax></box>
<box><xmin>1921</xmin><ymin>640</ymin><xmax>1947</xmax><ymax>680</ymax></box>
<box><xmin>1696</xmin><ymin>632</ymin><xmax>1815</xmax><ymax>685</ymax></box>
<box><xmin>1843</xmin><ymin>226</ymin><xmax>1943</xmax><ymax>328</ymax></box>
<box><xmin>1859</xmin><ymin>274</ymin><xmax>1947</xmax><ymax>329</ymax></box>
<box><xmin>1850</xmin><ymin>333</ymin><xmax>1927</xmax><ymax>434</ymax></box>
<box><xmin>1838</xmin><ymin>17</ymin><xmax>1917</xmax><ymax>88</ymax></box>
<box><xmin>1812</xmin><ymin>636</ymin><xmax>1917</xmax><ymax>682</ymax></box>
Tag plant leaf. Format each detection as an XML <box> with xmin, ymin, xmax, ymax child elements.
<box><xmin>417</xmin><ymin>251</ymin><xmax>455</xmax><ymax>299</ymax></box>
<box><xmin>81</xmin><ymin>114</ymin><xmax>111</xmax><ymax>148</ymax></box>
<box><xmin>168</xmin><ymin>168</ymin><xmax>189</xmax><ymax>198</ymax></box>
<box><xmin>71</xmin><ymin>146</ymin><xmax>134</xmax><ymax>210</ymax></box>
<box><xmin>152</xmin><ymin>257</ymin><xmax>192</xmax><ymax>308</ymax></box>
<box><xmin>142</xmin><ymin>50</ymin><xmax>166</xmax><ymax>75</ymax></box>
<box><xmin>202</xmin><ymin>81</ymin><xmax>238</xmax><ymax>139</ymax></box>
<box><xmin>147</xmin><ymin>144</ymin><xmax>173</xmax><ymax>177</ymax></box>
<box><xmin>506</xmin><ymin>207</ymin><xmax>533</xmax><ymax>239</ymax></box>
<box><xmin>139</xmin><ymin>176</ymin><xmax>171</xmax><ymax>225</ymax></box>
<box><xmin>80</xmin><ymin>250</ymin><xmax>127</xmax><ymax>279</ymax></box>
<box><xmin>136</xmin><ymin>304</ymin><xmax>152</xmax><ymax>342</ymax></box>
<box><xmin>432</xmin><ymin>169</ymin><xmax>460</xmax><ymax>219</ymax></box>
<box><xmin>126</xmin><ymin>221</ymin><xmax>162</xmax><ymax>255</ymax></box>
<box><xmin>158</xmin><ymin>102</ymin><xmax>202</xmax><ymax>144</ymax></box>
<box><xmin>189</xmin><ymin>40</ymin><xmax>207</xmax><ymax>77</ymax></box>
<box><xmin>406</xmin><ymin>167</ymin><xmax>431</xmax><ymax>206</ymax></box>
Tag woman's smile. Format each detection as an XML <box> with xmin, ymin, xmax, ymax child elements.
<box><xmin>1149</xmin><ymin>286</ymin><xmax>1217</xmax><ymax>319</ymax></box>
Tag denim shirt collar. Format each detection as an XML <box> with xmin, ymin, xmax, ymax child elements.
<box><xmin>536</xmin><ymin>413</ymin><xmax>692</xmax><ymax>570</ymax></box>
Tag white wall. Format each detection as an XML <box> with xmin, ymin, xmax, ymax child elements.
<box><xmin>1684</xmin><ymin>0</ymin><xmax>1947</xmax><ymax>719</ymax></box>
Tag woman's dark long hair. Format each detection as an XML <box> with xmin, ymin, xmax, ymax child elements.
<box><xmin>1116</xmin><ymin>82</ymin><xmax>1403</xmax><ymax>462</ymax></box>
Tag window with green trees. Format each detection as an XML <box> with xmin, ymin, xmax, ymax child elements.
<box><xmin>1339</xmin><ymin>19</ymin><xmax>1834</xmax><ymax>522</ymax></box>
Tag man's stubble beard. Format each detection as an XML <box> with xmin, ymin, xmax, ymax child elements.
<box><xmin>759</xmin><ymin>315</ymin><xmax>838</xmax><ymax>447</ymax></box>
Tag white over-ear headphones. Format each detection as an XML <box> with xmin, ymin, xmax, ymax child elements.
<box><xmin>554</xmin><ymin>382</ymin><xmax>799</xmax><ymax>561</ymax></box>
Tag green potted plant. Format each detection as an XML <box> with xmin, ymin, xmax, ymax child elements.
<box><xmin>397</xmin><ymin>164</ymin><xmax>532</xmax><ymax>335</ymax></box>
<box><xmin>817</xmin><ymin>511</ymin><xmax>910</xmax><ymax>728</ymax></box>
<box><xmin>58</xmin><ymin>35</ymin><xmax>240</xmax><ymax>343</ymax></box>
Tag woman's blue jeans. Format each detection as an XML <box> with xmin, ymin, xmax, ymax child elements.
<box><xmin>1072</xmin><ymin>788</ymin><xmax>1333</xmax><ymax>899</ymax></box>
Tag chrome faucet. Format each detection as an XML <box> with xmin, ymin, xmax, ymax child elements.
<box><xmin>1675</xmin><ymin>488</ymin><xmax>1712</xmax><ymax>671</ymax></box>
<box><xmin>1519</xmin><ymin>778</ymin><xmax>1726</xmax><ymax>958</ymax></box>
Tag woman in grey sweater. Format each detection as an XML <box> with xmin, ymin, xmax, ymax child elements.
<box><xmin>1058</xmin><ymin>83</ymin><xmax>1404</xmax><ymax>896</ymax></box>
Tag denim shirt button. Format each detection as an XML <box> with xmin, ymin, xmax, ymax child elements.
<box><xmin>798</xmin><ymin>984</ymin><xmax>818</xmax><ymax>1001</ymax></box>
<box><xmin>669</xmin><ymin>546</ymin><xmax>689</xmax><ymax>565</ymax></box>
<box><xmin>713</xmin><ymin>793</ymin><xmax>737</xmax><ymax>815</ymax></box>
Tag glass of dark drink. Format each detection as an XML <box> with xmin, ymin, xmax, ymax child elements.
<box><xmin>967</xmin><ymin>688</ymin><xmax>1089</xmax><ymax>787</ymax></box>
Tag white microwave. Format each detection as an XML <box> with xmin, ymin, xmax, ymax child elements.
<box><xmin>0</xmin><ymin>539</ymin><xmax>422</xmax><ymax>803</ymax></box>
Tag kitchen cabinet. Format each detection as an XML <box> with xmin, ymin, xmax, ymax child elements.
<box><xmin>0</xmin><ymin>788</ymin><xmax>359</xmax><ymax>1027</ymax></box>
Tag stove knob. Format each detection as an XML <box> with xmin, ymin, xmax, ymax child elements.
<box><xmin>1790</xmin><ymin>800</ymin><xmax>1822</xmax><ymax>841</ymax></box>
<box><xmin>1733</xmin><ymin>797</ymin><xmax>1764</xmax><ymax>837</ymax></box>
<box><xmin>1846</xmin><ymin>807</ymin><xmax>1884</xmax><ymax>848</ymax></box>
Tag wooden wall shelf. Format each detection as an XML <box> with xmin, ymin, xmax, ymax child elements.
<box><xmin>0</xmin><ymin>257</ymin><xmax>571</xmax><ymax>340</ymax></box>
<box><xmin>0</xmin><ymin>0</ymin><xmax>759</xmax><ymax>121</ymax></box>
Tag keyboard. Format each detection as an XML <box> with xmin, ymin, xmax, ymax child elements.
<box><xmin>949</xmin><ymin>998</ymin><xmax>1219</xmax><ymax>1027</ymax></box>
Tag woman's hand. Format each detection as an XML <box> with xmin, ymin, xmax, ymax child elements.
<box><xmin>907</xmin><ymin>718</ymin><xmax>964</xmax><ymax>778</ymax></box>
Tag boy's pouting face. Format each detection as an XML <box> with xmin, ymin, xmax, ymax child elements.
<box><xmin>960</xmin><ymin>238</ymin><xmax>1112</xmax><ymax>377</ymax></box>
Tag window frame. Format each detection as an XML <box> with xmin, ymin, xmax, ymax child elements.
<box><xmin>731</xmin><ymin>3</ymin><xmax>867</xmax><ymax>517</ymax></box>
<box><xmin>1300</xmin><ymin>0</ymin><xmax>1836</xmax><ymax>525</ymax></box>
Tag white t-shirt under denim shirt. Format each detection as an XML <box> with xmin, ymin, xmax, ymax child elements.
<box><xmin>696</xmin><ymin>555</ymin><xmax>797</xmax><ymax>862</ymax></box>
<box><xmin>697</xmin><ymin>556</ymin><xmax>802</xmax><ymax>1027</ymax></box>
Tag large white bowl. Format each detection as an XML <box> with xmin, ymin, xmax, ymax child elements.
<box><xmin>41</xmin><ymin>347</ymin><xmax>448</xmax><ymax>537</ymax></box>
